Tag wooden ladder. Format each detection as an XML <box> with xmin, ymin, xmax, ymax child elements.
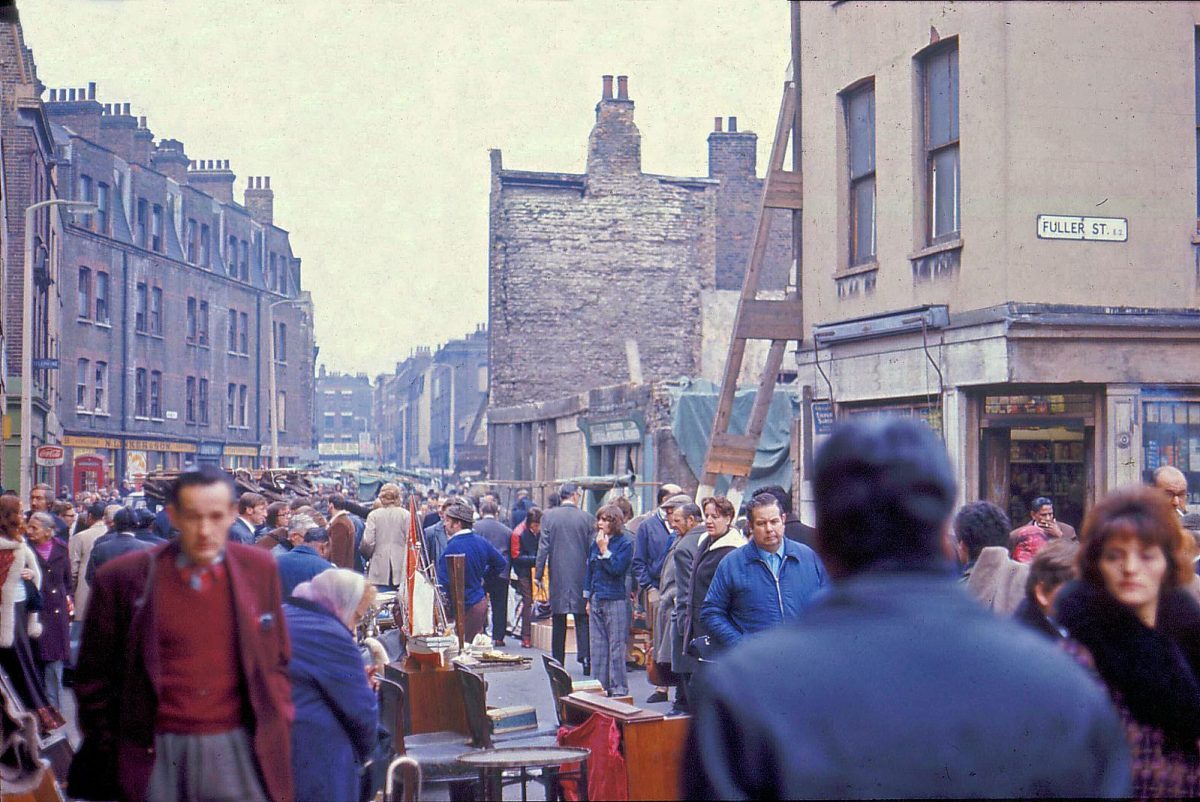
<box><xmin>698</xmin><ymin>70</ymin><xmax>803</xmax><ymax>500</ymax></box>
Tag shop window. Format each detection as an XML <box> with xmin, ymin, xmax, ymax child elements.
<box><xmin>1143</xmin><ymin>400</ymin><xmax>1200</xmax><ymax>505</ymax></box>
<box><xmin>843</xmin><ymin>398</ymin><xmax>943</xmax><ymax>434</ymax></box>
<box><xmin>983</xmin><ymin>394</ymin><xmax>1093</xmax><ymax>417</ymax></box>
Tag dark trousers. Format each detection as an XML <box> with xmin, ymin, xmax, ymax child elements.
<box><xmin>551</xmin><ymin>613</ymin><xmax>590</xmax><ymax>667</ymax></box>
<box><xmin>486</xmin><ymin>576</ymin><xmax>509</xmax><ymax>642</ymax></box>
<box><xmin>516</xmin><ymin>575</ymin><xmax>534</xmax><ymax>641</ymax></box>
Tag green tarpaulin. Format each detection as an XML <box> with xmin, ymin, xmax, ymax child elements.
<box><xmin>668</xmin><ymin>379</ymin><xmax>799</xmax><ymax>496</ymax></box>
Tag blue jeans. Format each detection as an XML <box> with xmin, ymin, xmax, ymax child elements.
<box><xmin>589</xmin><ymin>598</ymin><xmax>631</xmax><ymax>695</ymax></box>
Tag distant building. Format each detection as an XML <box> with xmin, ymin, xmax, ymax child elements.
<box><xmin>374</xmin><ymin>326</ymin><xmax>488</xmax><ymax>475</ymax></box>
<box><xmin>316</xmin><ymin>367</ymin><xmax>374</xmax><ymax>465</ymax></box>
<box><xmin>42</xmin><ymin>82</ymin><xmax>317</xmax><ymax>490</ymax></box>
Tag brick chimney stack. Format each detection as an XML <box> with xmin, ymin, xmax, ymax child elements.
<box><xmin>187</xmin><ymin>159</ymin><xmax>236</xmax><ymax>204</ymax></box>
<box><xmin>97</xmin><ymin>101</ymin><xmax>139</xmax><ymax>164</ymax></box>
<box><xmin>245</xmin><ymin>175</ymin><xmax>274</xmax><ymax>226</ymax></box>
<box><xmin>44</xmin><ymin>81</ymin><xmax>102</xmax><ymax>141</ymax></box>
<box><xmin>587</xmin><ymin>73</ymin><xmax>641</xmax><ymax>181</ymax></box>
<box><xmin>151</xmin><ymin>138</ymin><xmax>190</xmax><ymax>183</ymax></box>
<box><xmin>130</xmin><ymin>115</ymin><xmax>154</xmax><ymax>168</ymax></box>
<box><xmin>708</xmin><ymin>115</ymin><xmax>757</xmax><ymax>178</ymax></box>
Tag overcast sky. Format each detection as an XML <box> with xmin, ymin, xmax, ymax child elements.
<box><xmin>23</xmin><ymin>0</ymin><xmax>789</xmax><ymax>378</ymax></box>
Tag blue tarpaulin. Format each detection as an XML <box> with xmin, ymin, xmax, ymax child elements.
<box><xmin>668</xmin><ymin>379</ymin><xmax>799</xmax><ymax>496</ymax></box>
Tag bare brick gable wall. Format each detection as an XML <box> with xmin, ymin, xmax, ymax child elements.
<box><xmin>489</xmin><ymin>78</ymin><xmax>790</xmax><ymax>410</ymax></box>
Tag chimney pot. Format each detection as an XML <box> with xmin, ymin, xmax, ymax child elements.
<box><xmin>224</xmin><ymin>159</ymin><xmax>230</xmax><ymax>169</ymax></box>
<box><xmin>69</xmin><ymin>88</ymin><xmax>76</xmax><ymax>101</ymax></box>
<box><xmin>139</xmin><ymin>116</ymin><xmax>147</xmax><ymax>128</ymax></box>
<box><xmin>123</xmin><ymin>102</ymin><xmax>131</xmax><ymax>115</ymax></box>
<box><xmin>617</xmin><ymin>75</ymin><xmax>628</xmax><ymax>100</ymax></box>
<box><xmin>48</xmin><ymin>89</ymin><xmax>55</xmax><ymax>102</ymax></box>
<box><xmin>714</xmin><ymin>116</ymin><xmax>723</xmax><ymax>133</ymax></box>
<box><xmin>601</xmin><ymin>75</ymin><xmax>613</xmax><ymax>101</ymax></box>
<box><xmin>728</xmin><ymin>116</ymin><xmax>737</xmax><ymax>132</ymax></box>
<box><xmin>77</xmin><ymin>87</ymin><xmax>86</xmax><ymax>100</ymax></box>
<box><xmin>265</xmin><ymin>177</ymin><xmax>270</xmax><ymax>189</ymax></box>
<box><xmin>88</xmin><ymin>82</ymin><xmax>96</xmax><ymax>99</ymax></box>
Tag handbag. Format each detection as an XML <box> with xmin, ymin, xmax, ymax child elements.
<box><xmin>22</xmin><ymin>580</ymin><xmax>41</xmax><ymax>614</ymax></box>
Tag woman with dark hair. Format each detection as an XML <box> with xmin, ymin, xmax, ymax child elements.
<box><xmin>511</xmin><ymin>507</ymin><xmax>541</xmax><ymax>648</ymax></box>
<box><xmin>584</xmin><ymin>504</ymin><xmax>633</xmax><ymax>696</ymax></box>
<box><xmin>1057</xmin><ymin>486</ymin><xmax>1200</xmax><ymax>797</ymax></box>
<box><xmin>0</xmin><ymin>497</ymin><xmax>63</xmax><ymax>734</ymax></box>
<box><xmin>684</xmin><ymin>497</ymin><xmax>745</xmax><ymax>656</ymax></box>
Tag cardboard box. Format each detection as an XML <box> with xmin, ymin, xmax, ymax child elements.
<box><xmin>531</xmin><ymin>616</ymin><xmax>578</xmax><ymax>654</ymax></box>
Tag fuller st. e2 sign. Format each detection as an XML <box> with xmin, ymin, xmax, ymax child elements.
<box><xmin>1037</xmin><ymin>214</ymin><xmax>1128</xmax><ymax>242</ymax></box>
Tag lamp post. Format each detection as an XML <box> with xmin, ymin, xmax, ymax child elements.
<box><xmin>268</xmin><ymin>298</ymin><xmax>304</xmax><ymax>469</ymax></box>
<box><xmin>19</xmin><ymin>199</ymin><xmax>94</xmax><ymax>507</ymax></box>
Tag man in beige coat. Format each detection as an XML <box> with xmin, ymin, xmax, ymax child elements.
<box><xmin>359</xmin><ymin>483</ymin><xmax>412</xmax><ymax>590</ymax></box>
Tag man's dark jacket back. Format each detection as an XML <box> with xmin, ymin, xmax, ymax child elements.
<box><xmin>685</xmin><ymin>571</ymin><xmax>1131</xmax><ymax>799</ymax></box>
<box><xmin>71</xmin><ymin>541</ymin><xmax>294</xmax><ymax>802</ymax></box>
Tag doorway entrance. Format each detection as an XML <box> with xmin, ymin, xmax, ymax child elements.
<box><xmin>979</xmin><ymin>392</ymin><xmax>1095</xmax><ymax>531</ymax></box>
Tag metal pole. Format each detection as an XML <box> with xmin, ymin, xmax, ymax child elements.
<box><xmin>19</xmin><ymin>203</ymin><xmax>34</xmax><ymax>506</ymax></box>
<box><xmin>19</xmin><ymin>199</ymin><xmax>91</xmax><ymax>507</ymax></box>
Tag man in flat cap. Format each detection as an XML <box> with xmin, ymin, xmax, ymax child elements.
<box><xmin>437</xmin><ymin>501</ymin><xmax>506</xmax><ymax>642</ymax></box>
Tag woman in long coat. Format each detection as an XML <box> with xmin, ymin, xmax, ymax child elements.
<box><xmin>27</xmin><ymin>512</ymin><xmax>69</xmax><ymax>710</ymax></box>
<box><xmin>1057</xmin><ymin>487</ymin><xmax>1200</xmax><ymax>798</ymax></box>
<box><xmin>685</xmin><ymin>497</ymin><xmax>745</xmax><ymax>651</ymax></box>
<box><xmin>359</xmin><ymin>484</ymin><xmax>411</xmax><ymax>589</ymax></box>
<box><xmin>285</xmin><ymin>569</ymin><xmax>379</xmax><ymax>802</ymax></box>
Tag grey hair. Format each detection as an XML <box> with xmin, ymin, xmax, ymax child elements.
<box><xmin>104</xmin><ymin>504</ymin><xmax>122</xmax><ymax>525</ymax></box>
<box><xmin>292</xmin><ymin>568</ymin><xmax>370</xmax><ymax>628</ymax></box>
<box><xmin>288</xmin><ymin>513</ymin><xmax>316</xmax><ymax>535</ymax></box>
<box><xmin>29</xmin><ymin>511</ymin><xmax>56</xmax><ymax>531</ymax></box>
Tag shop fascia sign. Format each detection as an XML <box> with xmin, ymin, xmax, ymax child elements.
<box><xmin>1036</xmin><ymin>214</ymin><xmax>1127</xmax><ymax>242</ymax></box>
<box><xmin>580</xmin><ymin>412</ymin><xmax>645</xmax><ymax>447</ymax></box>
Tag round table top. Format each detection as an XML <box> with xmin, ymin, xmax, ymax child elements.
<box><xmin>456</xmin><ymin>746</ymin><xmax>591</xmax><ymax>769</ymax></box>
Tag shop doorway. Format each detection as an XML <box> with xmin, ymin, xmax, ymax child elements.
<box><xmin>979</xmin><ymin>393</ymin><xmax>1096</xmax><ymax>531</ymax></box>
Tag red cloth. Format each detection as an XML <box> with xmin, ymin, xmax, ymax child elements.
<box><xmin>1010</xmin><ymin>524</ymin><xmax>1049</xmax><ymax>563</ymax></box>
<box><xmin>155</xmin><ymin>559</ymin><xmax>245</xmax><ymax>734</ymax></box>
<box><xmin>557</xmin><ymin>712</ymin><xmax>628</xmax><ymax>801</ymax></box>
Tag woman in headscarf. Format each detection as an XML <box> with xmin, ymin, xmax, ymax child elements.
<box><xmin>285</xmin><ymin>569</ymin><xmax>379</xmax><ymax>802</ymax></box>
<box><xmin>26</xmin><ymin>512</ymin><xmax>70</xmax><ymax>713</ymax></box>
<box><xmin>1057</xmin><ymin>486</ymin><xmax>1200</xmax><ymax>797</ymax></box>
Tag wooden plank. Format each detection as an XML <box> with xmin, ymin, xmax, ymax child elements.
<box><xmin>736</xmin><ymin>299</ymin><xmax>805</xmax><ymax>340</ymax></box>
<box><xmin>764</xmin><ymin>170</ymin><xmax>803</xmax><ymax>210</ymax></box>
<box><xmin>706</xmin><ymin>432</ymin><xmax>758</xmax><ymax>478</ymax></box>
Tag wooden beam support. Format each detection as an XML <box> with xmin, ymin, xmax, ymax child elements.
<box><xmin>735</xmin><ymin>299</ymin><xmax>805</xmax><ymax>340</ymax></box>
<box><xmin>764</xmin><ymin>170</ymin><xmax>803</xmax><ymax>210</ymax></box>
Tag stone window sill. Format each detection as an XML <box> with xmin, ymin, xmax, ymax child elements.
<box><xmin>834</xmin><ymin>260</ymin><xmax>879</xmax><ymax>280</ymax></box>
<box><xmin>909</xmin><ymin>238</ymin><xmax>963</xmax><ymax>261</ymax></box>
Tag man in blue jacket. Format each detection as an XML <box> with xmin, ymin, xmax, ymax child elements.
<box><xmin>685</xmin><ymin>417</ymin><xmax>1131</xmax><ymax>799</ymax></box>
<box><xmin>699</xmin><ymin>493</ymin><xmax>826</xmax><ymax>650</ymax></box>
<box><xmin>276</xmin><ymin>528</ymin><xmax>334</xmax><ymax>598</ymax></box>
<box><xmin>437</xmin><ymin>501</ymin><xmax>506</xmax><ymax>642</ymax></box>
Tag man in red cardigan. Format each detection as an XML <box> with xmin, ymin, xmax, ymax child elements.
<box><xmin>70</xmin><ymin>467</ymin><xmax>294</xmax><ymax>802</ymax></box>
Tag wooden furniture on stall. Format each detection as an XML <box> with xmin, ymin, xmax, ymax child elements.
<box><xmin>457</xmin><ymin>746</ymin><xmax>591</xmax><ymax>802</ymax></box>
<box><xmin>377</xmin><ymin>676</ymin><xmax>475</xmax><ymax>793</ymax></box>
<box><xmin>383</xmin><ymin>660</ymin><xmax>470</xmax><ymax>737</ymax></box>
<box><xmin>560</xmin><ymin>692</ymin><xmax>689</xmax><ymax>801</ymax></box>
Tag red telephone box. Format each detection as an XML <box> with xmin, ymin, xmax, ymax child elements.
<box><xmin>73</xmin><ymin>455</ymin><xmax>106</xmax><ymax>496</ymax></box>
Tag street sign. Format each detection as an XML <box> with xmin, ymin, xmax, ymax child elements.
<box><xmin>31</xmin><ymin>358</ymin><xmax>60</xmax><ymax>370</ymax></box>
<box><xmin>35</xmin><ymin>444</ymin><xmax>64</xmax><ymax>467</ymax></box>
<box><xmin>1036</xmin><ymin>214</ymin><xmax>1127</xmax><ymax>242</ymax></box>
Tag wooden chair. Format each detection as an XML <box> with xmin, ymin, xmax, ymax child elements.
<box><xmin>541</xmin><ymin>654</ymin><xmax>575</xmax><ymax>727</ymax></box>
<box><xmin>377</xmin><ymin>677</ymin><xmax>475</xmax><ymax>789</ymax></box>
<box><xmin>454</xmin><ymin>664</ymin><xmax>559</xmax><ymax>747</ymax></box>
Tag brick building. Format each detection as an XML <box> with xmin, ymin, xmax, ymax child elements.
<box><xmin>316</xmin><ymin>367</ymin><xmax>374</xmax><ymax>466</ymax></box>
<box><xmin>374</xmin><ymin>327</ymin><xmax>488</xmax><ymax>475</ymax></box>
<box><xmin>0</xmin><ymin>12</ymin><xmax>62</xmax><ymax>492</ymax></box>
<box><xmin>43</xmin><ymin>83</ymin><xmax>316</xmax><ymax>490</ymax></box>
<box><xmin>488</xmin><ymin>75</ymin><xmax>791</xmax><ymax>507</ymax></box>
